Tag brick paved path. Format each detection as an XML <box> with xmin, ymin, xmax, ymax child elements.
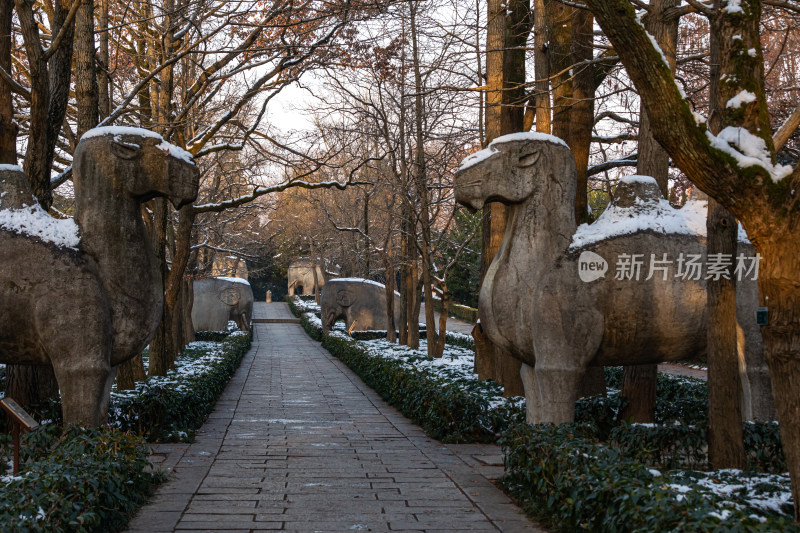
<box><xmin>126</xmin><ymin>303</ymin><xmax>543</xmax><ymax>532</ymax></box>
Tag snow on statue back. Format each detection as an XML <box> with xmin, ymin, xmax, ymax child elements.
<box><xmin>454</xmin><ymin>133</ymin><xmax>773</xmax><ymax>424</ymax></box>
<box><xmin>0</xmin><ymin>129</ymin><xmax>199</xmax><ymax>426</ymax></box>
<box><xmin>0</xmin><ymin>167</ymin><xmax>80</xmax><ymax>249</ymax></box>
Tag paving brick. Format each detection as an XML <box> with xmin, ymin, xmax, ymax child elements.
<box><xmin>125</xmin><ymin>303</ymin><xmax>546</xmax><ymax>533</ymax></box>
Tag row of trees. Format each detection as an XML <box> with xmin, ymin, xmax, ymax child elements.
<box><xmin>3</xmin><ymin>0</ymin><xmax>382</xmax><ymax>395</ymax></box>
<box><xmin>3</xmin><ymin>0</ymin><xmax>800</xmax><ymax>521</ymax></box>
<box><xmin>249</xmin><ymin>0</ymin><xmax>800</xmax><ymax>517</ymax></box>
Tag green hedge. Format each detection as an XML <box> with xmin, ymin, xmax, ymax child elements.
<box><xmin>0</xmin><ymin>330</ymin><xmax>252</xmax><ymax>532</ymax></box>
<box><xmin>431</xmin><ymin>298</ymin><xmax>478</xmax><ymax>323</ymax></box>
<box><xmin>290</xmin><ymin>297</ymin><xmax>791</xmax><ymax>528</ymax></box>
<box><xmin>501</xmin><ymin>423</ymin><xmax>795</xmax><ymax>532</ymax></box>
<box><xmin>289</xmin><ymin>296</ymin><xmax>476</xmax><ymax>350</ymax></box>
<box><xmin>0</xmin><ymin>425</ymin><xmax>160</xmax><ymax>533</ymax></box>
<box><xmin>109</xmin><ymin>331</ymin><xmax>252</xmax><ymax>442</ymax></box>
<box><xmin>321</xmin><ymin>331</ymin><xmax>518</xmax><ymax>442</ymax></box>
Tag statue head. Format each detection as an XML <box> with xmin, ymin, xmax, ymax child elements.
<box><xmin>455</xmin><ymin>134</ymin><xmax>575</xmax><ymax>211</ymax></box>
<box><xmin>73</xmin><ymin>127</ymin><xmax>199</xmax><ymax>210</ymax></box>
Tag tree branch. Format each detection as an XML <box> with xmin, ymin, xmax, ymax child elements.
<box><xmin>774</xmin><ymin>103</ymin><xmax>800</xmax><ymax>151</ymax></box>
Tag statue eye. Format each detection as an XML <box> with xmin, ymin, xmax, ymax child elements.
<box><xmin>518</xmin><ymin>151</ymin><xmax>540</xmax><ymax>167</ymax></box>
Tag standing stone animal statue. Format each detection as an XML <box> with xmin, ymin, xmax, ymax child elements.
<box><xmin>0</xmin><ymin>127</ymin><xmax>199</xmax><ymax>426</ymax></box>
<box><xmin>287</xmin><ymin>257</ymin><xmax>340</xmax><ymax>296</ymax></box>
<box><xmin>192</xmin><ymin>277</ymin><xmax>254</xmax><ymax>332</ymax></box>
<box><xmin>320</xmin><ymin>278</ymin><xmax>402</xmax><ymax>333</ymax></box>
<box><xmin>455</xmin><ymin>132</ymin><xmax>773</xmax><ymax>424</ymax></box>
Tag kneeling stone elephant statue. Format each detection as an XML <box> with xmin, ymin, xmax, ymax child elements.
<box><xmin>321</xmin><ymin>278</ymin><xmax>401</xmax><ymax>333</ymax></box>
<box><xmin>192</xmin><ymin>277</ymin><xmax>254</xmax><ymax>332</ymax></box>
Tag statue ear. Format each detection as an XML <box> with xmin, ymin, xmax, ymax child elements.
<box><xmin>111</xmin><ymin>139</ymin><xmax>143</xmax><ymax>160</ymax></box>
<box><xmin>218</xmin><ymin>288</ymin><xmax>240</xmax><ymax>306</ymax></box>
<box><xmin>336</xmin><ymin>290</ymin><xmax>353</xmax><ymax>307</ymax></box>
<box><xmin>516</xmin><ymin>147</ymin><xmax>541</xmax><ymax>168</ymax></box>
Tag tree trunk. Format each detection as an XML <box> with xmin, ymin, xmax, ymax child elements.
<box><xmin>547</xmin><ymin>0</ymin><xmax>572</xmax><ymax>143</ymax></box>
<box><xmin>383</xmin><ymin>249</ymin><xmax>397</xmax><ymax>343</ymax></box>
<box><xmin>620</xmin><ymin>364</ymin><xmax>657</xmax><ymax>422</ymax></box>
<box><xmin>5</xmin><ymin>366</ymin><xmax>58</xmax><ymax>409</ymax></box>
<box><xmin>148</xmin><ymin>198</ymin><xmax>171</xmax><ymax>376</ymax></box>
<box><xmin>74</xmin><ymin>0</ymin><xmax>98</xmax><ymax>138</ymax></box>
<box><xmin>707</xmin><ymin>197</ymin><xmax>745</xmax><ymax>469</ymax></box>
<box><xmin>3</xmin><ymin>0</ymin><xmax>71</xmax><ymax>407</ymax></box>
<box><xmin>97</xmin><ymin>0</ymin><xmax>110</xmax><ymax>119</ymax></box>
<box><xmin>756</xmin><ymin>240</ymin><xmax>800</xmax><ymax>520</ymax></box>
<box><xmin>409</xmin><ymin>0</ymin><xmax>439</xmax><ymax>357</ymax></box>
<box><xmin>532</xmin><ymin>0</ymin><xmax>550</xmax><ymax>133</ymax></box>
<box><xmin>619</xmin><ymin>0</ymin><xmax>678</xmax><ymax>423</ymax></box>
<box><xmin>569</xmin><ymin>9</ymin><xmax>595</xmax><ymax>226</ymax></box>
<box><xmin>475</xmin><ymin>0</ymin><xmax>528</xmax><ymax>394</ymax></box>
<box><xmin>399</xmin><ymin>217</ymin><xmax>409</xmax><ymax>345</ymax></box>
<box><xmin>116</xmin><ymin>355</ymin><xmax>146</xmax><ymax>391</ymax></box>
<box><xmin>182</xmin><ymin>277</ymin><xmax>195</xmax><ymax>346</ymax></box>
<box><xmin>0</xmin><ymin>0</ymin><xmax>16</xmax><ymax>162</ymax></box>
<box><xmin>705</xmin><ymin>15</ymin><xmax>744</xmax><ymax>468</ymax></box>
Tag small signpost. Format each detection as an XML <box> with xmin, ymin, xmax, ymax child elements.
<box><xmin>1</xmin><ymin>398</ymin><xmax>39</xmax><ymax>474</ymax></box>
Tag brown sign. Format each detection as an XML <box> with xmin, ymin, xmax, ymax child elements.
<box><xmin>0</xmin><ymin>398</ymin><xmax>39</xmax><ymax>430</ymax></box>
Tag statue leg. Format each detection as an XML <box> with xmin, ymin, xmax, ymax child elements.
<box><xmin>533</xmin><ymin>310</ymin><xmax>604</xmax><ymax>424</ymax></box>
<box><xmin>534</xmin><ymin>365</ymin><xmax>585</xmax><ymax>423</ymax></box>
<box><xmin>520</xmin><ymin>363</ymin><xmax>542</xmax><ymax>424</ymax></box>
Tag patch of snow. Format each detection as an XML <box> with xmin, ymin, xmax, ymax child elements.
<box><xmin>725</xmin><ymin>0</ymin><xmax>744</xmax><ymax>14</ymax></box>
<box><xmin>329</xmin><ymin>278</ymin><xmax>401</xmax><ymax>297</ymax></box>
<box><xmin>726</xmin><ymin>90</ymin><xmax>757</xmax><ymax>109</ymax></box>
<box><xmin>0</xmin><ymin>204</ymin><xmax>80</xmax><ymax>249</ymax></box>
<box><xmin>635</xmin><ymin>11</ymin><xmax>670</xmax><ymax>67</ymax></box>
<box><xmin>458</xmin><ymin>132</ymin><xmax>568</xmax><ymax>172</ymax></box>
<box><xmin>692</xmin><ymin>112</ymin><xmax>707</xmax><ymax>125</ymax></box>
<box><xmin>82</xmin><ymin>126</ymin><xmax>195</xmax><ymax>165</ymax></box>
<box><xmin>83</xmin><ymin>125</ymin><xmax>163</xmax><ymax>141</ymax></box>
<box><xmin>0</xmin><ymin>164</ymin><xmax>23</xmax><ymax>172</ymax></box>
<box><xmin>216</xmin><ymin>276</ymin><xmax>250</xmax><ymax>285</ymax></box>
<box><xmin>156</xmin><ymin>139</ymin><xmax>194</xmax><ymax>164</ymax></box>
<box><xmin>570</xmin><ymin>193</ymin><xmax>697</xmax><ymax>249</ymax></box>
<box><xmin>619</xmin><ymin>175</ymin><xmax>657</xmax><ymax>185</ymax></box>
<box><xmin>706</xmin><ymin>127</ymin><xmax>793</xmax><ymax>182</ymax></box>
<box><xmin>748</xmin><ymin>48</ymin><xmax>757</xmax><ymax>57</ymax></box>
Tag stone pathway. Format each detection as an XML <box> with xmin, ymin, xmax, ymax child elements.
<box><xmin>658</xmin><ymin>363</ymin><xmax>707</xmax><ymax>381</ymax></box>
<box><xmin>419</xmin><ymin>303</ymin><xmax>475</xmax><ymax>336</ymax></box>
<box><xmin>126</xmin><ymin>303</ymin><xmax>543</xmax><ymax>533</ymax></box>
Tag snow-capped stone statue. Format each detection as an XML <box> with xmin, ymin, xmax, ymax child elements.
<box><xmin>287</xmin><ymin>257</ymin><xmax>339</xmax><ymax>296</ymax></box>
<box><xmin>0</xmin><ymin>127</ymin><xmax>199</xmax><ymax>426</ymax></box>
<box><xmin>320</xmin><ymin>278</ymin><xmax>401</xmax><ymax>333</ymax></box>
<box><xmin>192</xmin><ymin>277</ymin><xmax>254</xmax><ymax>332</ymax></box>
<box><xmin>455</xmin><ymin>132</ymin><xmax>773</xmax><ymax>424</ymax></box>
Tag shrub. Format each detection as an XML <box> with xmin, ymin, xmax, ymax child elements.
<box><xmin>321</xmin><ymin>331</ymin><xmax>510</xmax><ymax>442</ymax></box>
<box><xmin>109</xmin><ymin>331</ymin><xmax>252</xmax><ymax>441</ymax></box>
<box><xmin>501</xmin><ymin>423</ymin><xmax>796</xmax><ymax>532</ymax></box>
<box><xmin>430</xmin><ymin>297</ymin><xmax>478</xmax><ymax>323</ymax></box>
<box><xmin>0</xmin><ymin>424</ymin><xmax>160</xmax><ymax>533</ymax></box>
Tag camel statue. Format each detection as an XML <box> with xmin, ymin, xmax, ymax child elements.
<box><xmin>0</xmin><ymin>127</ymin><xmax>199</xmax><ymax>425</ymax></box>
<box><xmin>455</xmin><ymin>133</ymin><xmax>772</xmax><ymax>424</ymax></box>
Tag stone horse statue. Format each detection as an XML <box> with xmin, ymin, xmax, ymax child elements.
<box><xmin>0</xmin><ymin>127</ymin><xmax>199</xmax><ymax>425</ymax></box>
<box><xmin>455</xmin><ymin>133</ymin><xmax>772</xmax><ymax>424</ymax></box>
